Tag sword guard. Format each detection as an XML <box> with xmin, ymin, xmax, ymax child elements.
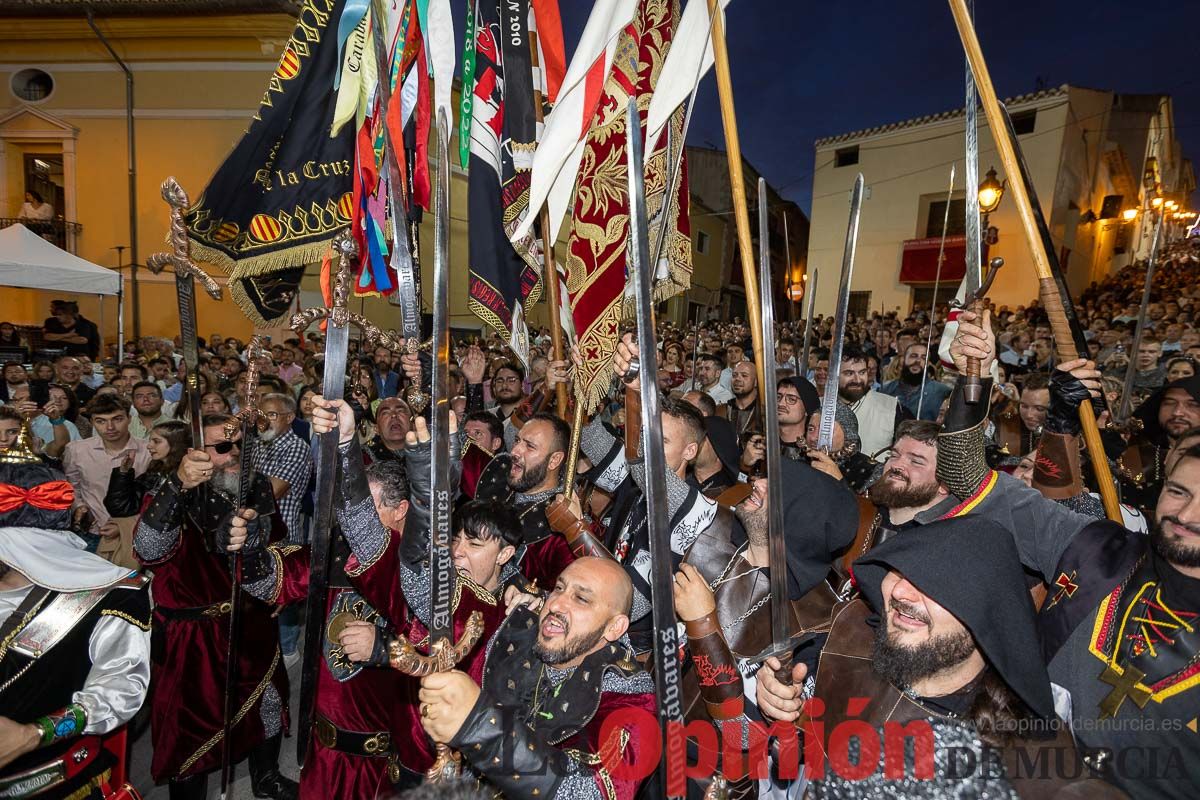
<box><xmin>425</xmin><ymin>744</ymin><xmax>463</xmax><ymax>784</ymax></box>
<box><xmin>147</xmin><ymin>177</ymin><xmax>223</xmax><ymax>300</ymax></box>
<box><xmin>404</xmin><ymin>385</ymin><xmax>431</xmax><ymax>414</ymax></box>
<box><xmin>388</xmin><ymin>611</ymin><xmax>485</xmax><ymax>676</ymax></box>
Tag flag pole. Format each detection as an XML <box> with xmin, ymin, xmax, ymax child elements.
<box><xmin>530</xmin><ymin>28</ymin><xmax>570</xmax><ymax>419</ymax></box>
<box><xmin>947</xmin><ymin>0</ymin><xmax>1122</xmax><ymax>522</ymax></box>
<box><xmin>705</xmin><ymin>0</ymin><xmax>767</xmax><ymax>409</ymax></box>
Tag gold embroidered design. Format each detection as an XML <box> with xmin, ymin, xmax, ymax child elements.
<box><xmin>177</xmin><ymin>649</ymin><xmax>281</xmax><ymax>775</ymax></box>
<box><xmin>99</xmin><ymin>609</ymin><xmax>152</xmax><ymax>631</ymax></box>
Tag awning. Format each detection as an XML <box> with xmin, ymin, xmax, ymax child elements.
<box><xmin>899</xmin><ymin>235</ymin><xmax>967</xmax><ymax>284</ymax></box>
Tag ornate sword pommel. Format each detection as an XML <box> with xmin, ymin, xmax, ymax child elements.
<box><xmin>289</xmin><ymin>235</ymin><xmax>363</xmax><ymax>333</ymax></box>
<box><xmin>387</xmin><ymin>611</ymin><xmax>485</xmax><ymax>676</ymax></box>
<box><xmin>147</xmin><ymin>176</ymin><xmax>223</xmax><ymax>300</ymax></box>
<box><xmin>224</xmin><ymin>336</ymin><xmax>269</xmax><ymax>439</ymax></box>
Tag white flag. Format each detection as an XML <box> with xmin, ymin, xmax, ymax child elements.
<box><xmin>643</xmin><ymin>0</ymin><xmax>732</xmax><ymax>155</ymax></box>
<box><xmin>512</xmin><ymin>0</ymin><xmax>639</xmax><ymax>243</ymax></box>
<box><xmin>426</xmin><ymin>0</ymin><xmax>456</xmax><ymax>132</ymax></box>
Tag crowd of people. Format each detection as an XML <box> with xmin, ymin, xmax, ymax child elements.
<box><xmin>1</xmin><ymin>239</ymin><xmax>1199</xmax><ymax>800</ymax></box>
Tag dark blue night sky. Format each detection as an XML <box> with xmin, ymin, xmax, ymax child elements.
<box><xmin>554</xmin><ymin>0</ymin><xmax>1199</xmax><ymax>216</ymax></box>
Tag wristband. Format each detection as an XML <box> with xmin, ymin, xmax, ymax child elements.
<box><xmin>34</xmin><ymin>703</ymin><xmax>86</xmax><ymax>747</ymax></box>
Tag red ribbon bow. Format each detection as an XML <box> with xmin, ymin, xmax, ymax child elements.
<box><xmin>0</xmin><ymin>481</ymin><xmax>75</xmax><ymax>514</ymax></box>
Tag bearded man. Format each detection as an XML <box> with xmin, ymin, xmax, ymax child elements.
<box><xmin>1120</xmin><ymin>375</ymin><xmax>1200</xmax><ymax>513</ymax></box>
<box><xmin>879</xmin><ymin>341</ymin><xmax>948</xmax><ymax>421</ymax></box>
<box><xmin>471</xmin><ymin>412</ymin><xmax>576</xmax><ymax>591</ymax></box>
<box><xmin>417</xmin><ymin>557</ymin><xmax>656</xmax><ymax>799</ymax></box>
<box><xmin>132</xmin><ymin>414</ymin><xmax>294</xmax><ymax>800</ymax></box>
<box><xmin>725</xmin><ymin>360</ymin><xmax>761</xmax><ymax>436</ymax></box>
<box><xmin>940</xmin><ymin>308</ymin><xmax>1200</xmax><ymax>798</ymax></box>
<box><xmin>838</xmin><ymin>347</ymin><xmax>903</xmax><ymax>458</ymax></box>
<box><xmin>756</xmin><ymin>518</ymin><xmax>1124</xmax><ymax>798</ymax></box>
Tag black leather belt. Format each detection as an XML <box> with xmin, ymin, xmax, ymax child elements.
<box><xmin>157</xmin><ymin>601</ymin><xmax>232</xmax><ymax>621</ymax></box>
<box><xmin>313</xmin><ymin>716</ymin><xmax>393</xmax><ymax>759</ymax></box>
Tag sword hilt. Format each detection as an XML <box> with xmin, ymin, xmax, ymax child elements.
<box><xmin>388</xmin><ymin>611</ymin><xmax>485</xmax><ymax>676</ymax></box>
<box><xmin>146</xmin><ymin>177</ymin><xmax>223</xmax><ymax>300</ymax></box>
<box><xmin>959</xmin><ymin>257</ymin><xmax>1003</xmax><ymax>404</ymax></box>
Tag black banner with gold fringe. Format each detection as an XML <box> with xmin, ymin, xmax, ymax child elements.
<box><xmin>185</xmin><ymin>0</ymin><xmax>354</xmax><ymax>325</ymax></box>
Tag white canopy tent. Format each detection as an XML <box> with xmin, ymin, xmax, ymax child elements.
<box><xmin>0</xmin><ymin>223</ymin><xmax>124</xmax><ymax>352</ymax></box>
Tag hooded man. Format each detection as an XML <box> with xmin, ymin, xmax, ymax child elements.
<box><xmin>1121</xmin><ymin>374</ymin><xmax>1200</xmax><ymax>513</ymax></box>
<box><xmin>757</xmin><ymin>518</ymin><xmax>1122</xmax><ymax>798</ymax></box>
<box><xmin>691</xmin><ymin>416</ymin><xmax>744</xmax><ymax>499</ymax></box>
<box><xmin>777</xmin><ymin>377</ymin><xmax>820</xmax><ymax>454</ymax></box>
<box><xmin>0</xmin><ymin>445</ymin><xmax>151</xmax><ymax>800</ymax></box>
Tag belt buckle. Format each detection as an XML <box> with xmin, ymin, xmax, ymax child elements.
<box><xmin>362</xmin><ymin>732</ymin><xmax>390</xmax><ymax>755</ymax></box>
<box><xmin>205</xmin><ymin>602</ymin><xmax>232</xmax><ymax>617</ymax></box>
<box><xmin>314</xmin><ymin>718</ymin><xmax>337</xmax><ymax>750</ymax></box>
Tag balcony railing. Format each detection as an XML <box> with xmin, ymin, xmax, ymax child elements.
<box><xmin>0</xmin><ymin>217</ymin><xmax>83</xmax><ymax>253</ymax></box>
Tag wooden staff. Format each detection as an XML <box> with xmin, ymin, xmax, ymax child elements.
<box><xmin>530</xmin><ymin>28</ymin><xmax>570</xmax><ymax>419</ymax></box>
<box><xmin>705</xmin><ymin>0</ymin><xmax>767</xmax><ymax>409</ymax></box>
<box><xmin>947</xmin><ymin>0</ymin><xmax>1122</xmax><ymax>523</ymax></box>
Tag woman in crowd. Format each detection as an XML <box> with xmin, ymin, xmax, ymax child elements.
<box><xmin>31</xmin><ymin>360</ymin><xmax>54</xmax><ymax>382</ymax></box>
<box><xmin>103</xmin><ymin>419</ymin><xmax>190</xmax><ymax>518</ymax></box>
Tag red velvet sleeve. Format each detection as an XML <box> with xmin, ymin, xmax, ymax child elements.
<box><xmin>263</xmin><ymin>544</ymin><xmax>309</xmax><ymax>606</ymax></box>
<box><xmin>581</xmin><ymin>690</ymin><xmax>658</xmax><ymax>800</ymax></box>
<box><xmin>345</xmin><ymin>529</ymin><xmax>406</xmax><ymax>624</ymax></box>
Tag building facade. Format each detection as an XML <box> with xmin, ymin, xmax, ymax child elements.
<box><xmin>806</xmin><ymin>84</ymin><xmax>1195</xmax><ymax>318</ymax></box>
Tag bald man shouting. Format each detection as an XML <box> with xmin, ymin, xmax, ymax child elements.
<box><xmin>418</xmin><ymin>557</ymin><xmax>655</xmax><ymax>798</ymax></box>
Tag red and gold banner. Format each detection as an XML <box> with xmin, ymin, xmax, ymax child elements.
<box><xmin>564</xmin><ymin>0</ymin><xmax>692</xmax><ymax>412</ymax></box>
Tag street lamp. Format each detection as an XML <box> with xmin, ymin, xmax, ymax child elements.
<box><xmin>978</xmin><ymin>167</ymin><xmax>1006</xmax><ymax>215</ymax></box>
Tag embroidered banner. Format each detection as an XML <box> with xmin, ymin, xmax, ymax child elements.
<box><xmin>185</xmin><ymin>0</ymin><xmax>355</xmax><ymax>325</ymax></box>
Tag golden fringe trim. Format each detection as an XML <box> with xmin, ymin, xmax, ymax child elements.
<box><xmin>188</xmin><ymin>236</ymin><xmax>337</xmax><ymax>280</ymax></box>
<box><xmin>176</xmin><ymin>648</ymin><xmax>281</xmax><ymax>776</ymax></box>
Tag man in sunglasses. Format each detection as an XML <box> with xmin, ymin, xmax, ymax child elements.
<box><xmin>133</xmin><ymin>414</ymin><xmax>296</xmax><ymax>800</ymax></box>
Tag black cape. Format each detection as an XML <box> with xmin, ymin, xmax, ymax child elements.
<box><xmin>852</xmin><ymin>515</ymin><xmax>1056</xmax><ymax>721</ymax></box>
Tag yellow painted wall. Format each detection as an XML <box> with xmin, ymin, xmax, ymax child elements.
<box><xmin>808</xmin><ymin>93</ymin><xmax>1072</xmax><ymax>318</ymax></box>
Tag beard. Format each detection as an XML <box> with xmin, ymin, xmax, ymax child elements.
<box><xmin>900</xmin><ymin>364</ymin><xmax>925</xmax><ymax>386</ymax></box>
<box><xmin>1152</xmin><ymin>516</ymin><xmax>1200</xmax><ymax>568</ymax></box>
<box><xmin>508</xmin><ymin>454</ymin><xmax>550</xmax><ymax>493</ymax></box>
<box><xmin>871</xmin><ymin>604</ymin><xmax>977</xmax><ymax>688</ymax></box>
<box><xmin>734</xmin><ymin>499</ymin><xmax>768</xmax><ymax>549</ymax></box>
<box><xmin>868</xmin><ymin>469</ymin><xmax>940</xmax><ymax>510</ymax></box>
<box><xmin>210</xmin><ymin>467</ymin><xmax>241</xmax><ymax>498</ymax></box>
<box><xmin>258</xmin><ymin>426</ymin><xmax>281</xmax><ymax>444</ymax></box>
<box><xmin>534</xmin><ymin>612</ymin><xmax>608</xmax><ymax>666</ymax></box>
<box><xmin>839</xmin><ymin>382</ymin><xmax>868</xmax><ymax>402</ymax></box>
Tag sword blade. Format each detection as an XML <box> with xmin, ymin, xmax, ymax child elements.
<box><xmin>1119</xmin><ymin>206</ymin><xmax>1165</xmax><ymax>421</ymax></box>
<box><xmin>295</xmin><ymin>236</ymin><xmax>356</xmax><ymax>766</ymax></box>
<box><xmin>996</xmin><ymin>103</ymin><xmax>1090</xmax><ymax>359</ymax></box>
<box><xmin>626</xmin><ymin>97</ymin><xmax>684</xmax><ymax>795</ymax></box>
<box><xmin>369</xmin><ymin>0</ymin><xmax>421</xmax><ymax>339</ymax></box>
<box><xmin>817</xmin><ymin>175</ymin><xmax>865</xmax><ymax>451</ymax></box>
<box><xmin>428</xmin><ymin>111</ymin><xmax>454</xmax><ymax>647</ymax></box>
<box><xmin>800</xmin><ymin>269</ymin><xmax>817</xmax><ymax>381</ymax></box>
<box><xmin>175</xmin><ymin>274</ymin><xmax>206</xmax><ymax>450</ymax></box>
<box><xmin>964</xmin><ymin>36</ymin><xmax>982</xmax><ymax>296</ymax></box>
<box><xmin>756</xmin><ymin>178</ymin><xmax>789</xmax><ymax>651</ymax></box>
